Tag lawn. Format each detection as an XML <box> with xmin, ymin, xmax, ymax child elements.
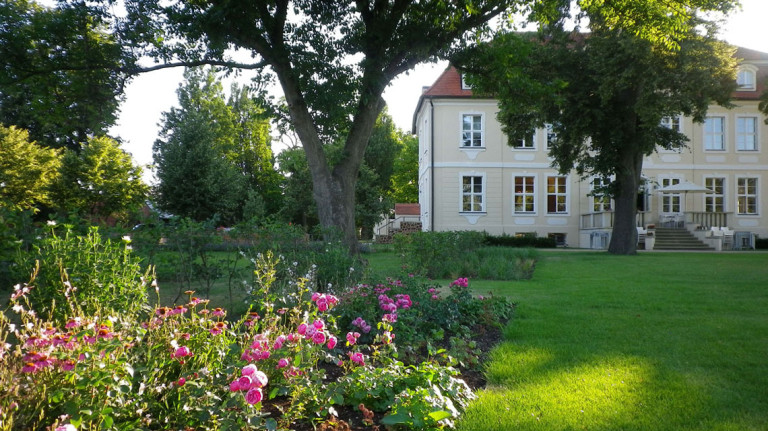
<box><xmin>439</xmin><ymin>251</ymin><xmax>768</xmax><ymax>431</ymax></box>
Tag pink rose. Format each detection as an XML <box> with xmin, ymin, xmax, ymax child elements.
<box><xmin>245</xmin><ymin>388</ymin><xmax>263</xmax><ymax>405</ymax></box>
<box><xmin>241</xmin><ymin>364</ymin><xmax>258</xmax><ymax>376</ymax></box>
<box><xmin>276</xmin><ymin>358</ymin><xmax>289</xmax><ymax>369</ymax></box>
<box><xmin>238</xmin><ymin>375</ymin><xmax>252</xmax><ymax>390</ymax></box>
<box><xmin>251</xmin><ymin>370</ymin><xmax>268</xmax><ymax>388</ymax></box>
<box><xmin>313</xmin><ymin>319</ymin><xmax>324</xmax><ymax>330</ymax></box>
<box><xmin>297</xmin><ymin>323</ymin><xmax>308</xmax><ymax>335</ymax></box>
<box><xmin>229</xmin><ymin>380</ymin><xmax>241</xmax><ymax>392</ymax></box>
<box><xmin>327</xmin><ymin>336</ymin><xmax>337</xmax><ymax>349</ymax></box>
<box><xmin>312</xmin><ymin>331</ymin><xmax>326</xmax><ymax>345</ymax></box>
<box><xmin>177</xmin><ymin>377</ymin><xmax>186</xmax><ymax>386</ymax></box>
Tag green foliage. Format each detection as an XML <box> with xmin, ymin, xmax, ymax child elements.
<box><xmin>333</xmin><ymin>361</ymin><xmax>475</xmax><ymax>429</ymax></box>
<box><xmin>153</xmin><ymin>68</ymin><xmax>278</xmax><ymax>225</ymax></box>
<box><xmin>0</xmin><ymin>125</ymin><xmax>62</xmax><ymax>210</ymax></box>
<box><xmin>484</xmin><ymin>233</ymin><xmax>557</xmax><ymax>248</ymax></box>
<box><xmin>51</xmin><ymin>136</ymin><xmax>148</xmax><ymax>221</ymax></box>
<box><xmin>0</xmin><ymin>0</ymin><xmax>128</xmax><ymax>150</ymax></box>
<box><xmin>12</xmin><ymin>223</ymin><xmax>149</xmax><ymax>324</ymax></box>
<box><xmin>389</xmin><ymin>133</ymin><xmax>419</xmax><ymax>204</ymax></box>
<box><xmin>394</xmin><ymin>232</ymin><xmax>537</xmax><ymax>280</ymax></box>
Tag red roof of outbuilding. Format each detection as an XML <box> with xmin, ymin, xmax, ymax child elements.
<box><xmin>394</xmin><ymin>203</ymin><xmax>420</xmax><ymax>216</ymax></box>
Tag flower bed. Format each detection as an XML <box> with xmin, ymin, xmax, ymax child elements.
<box><xmin>1</xmin><ymin>246</ymin><xmax>512</xmax><ymax>430</ymax></box>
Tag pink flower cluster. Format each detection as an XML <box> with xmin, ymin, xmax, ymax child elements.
<box><xmin>450</xmin><ymin>277</ymin><xmax>469</xmax><ymax>288</ymax></box>
<box><xmin>17</xmin><ymin>320</ymin><xmax>125</xmax><ymax>374</ymax></box>
<box><xmin>345</xmin><ymin>331</ymin><xmax>360</xmax><ymax>346</ymax></box>
<box><xmin>241</xmin><ymin>334</ymin><xmax>272</xmax><ymax>362</ymax></box>
<box><xmin>172</xmin><ymin>345</ymin><xmax>192</xmax><ymax>359</ymax></box>
<box><xmin>348</xmin><ymin>351</ymin><xmax>365</xmax><ymax>366</ymax></box>
<box><xmin>229</xmin><ymin>364</ymin><xmax>268</xmax><ymax>405</ymax></box>
<box><xmin>351</xmin><ymin>317</ymin><xmax>371</xmax><ymax>333</ymax></box>
<box><xmin>310</xmin><ymin>292</ymin><xmax>339</xmax><ymax>312</ymax></box>
<box><xmin>428</xmin><ymin>287</ymin><xmax>440</xmax><ymax>300</ymax></box>
<box><xmin>378</xmin><ymin>293</ymin><xmax>411</xmax><ymax>312</ymax></box>
<box><xmin>297</xmin><ymin>319</ymin><xmax>337</xmax><ymax>349</ymax></box>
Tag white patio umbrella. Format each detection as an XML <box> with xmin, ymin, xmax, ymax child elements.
<box><xmin>656</xmin><ymin>181</ymin><xmax>713</xmax><ymax>226</ymax></box>
<box><xmin>656</xmin><ymin>180</ymin><xmax>713</xmax><ymax>194</ymax></box>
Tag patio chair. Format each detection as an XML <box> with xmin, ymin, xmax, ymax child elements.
<box><xmin>721</xmin><ymin>227</ymin><xmax>734</xmax><ymax>250</ymax></box>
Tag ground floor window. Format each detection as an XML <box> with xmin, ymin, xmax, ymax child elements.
<box><xmin>704</xmin><ymin>177</ymin><xmax>725</xmax><ymax>213</ymax></box>
<box><xmin>547</xmin><ymin>176</ymin><xmax>568</xmax><ymax>214</ymax></box>
<box><xmin>461</xmin><ymin>175</ymin><xmax>484</xmax><ymax>212</ymax></box>
<box><xmin>737</xmin><ymin>177</ymin><xmax>758</xmax><ymax>215</ymax></box>
<box><xmin>514</xmin><ymin>176</ymin><xmax>535</xmax><ymax>213</ymax></box>
<box><xmin>661</xmin><ymin>178</ymin><xmax>681</xmax><ymax>213</ymax></box>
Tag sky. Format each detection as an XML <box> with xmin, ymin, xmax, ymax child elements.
<box><xmin>110</xmin><ymin>0</ymin><xmax>768</xmax><ymax>182</ymax></box>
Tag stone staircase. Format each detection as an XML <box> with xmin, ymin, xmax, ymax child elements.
<box><xmin>651</xmin><ymin>228</ymin><xmax>714</xmax><ymax>250</ymax></box>
<box><xmin>375</xmin><ymin>221</ymin><xmax>422</xmax><ymax>244</ymax></box>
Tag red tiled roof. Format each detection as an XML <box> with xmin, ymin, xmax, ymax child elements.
<box><xmin>734</xmin><ymin>47</ymin><xmax>768</xmax><ymax>101</ymax></box>
<box><xmin>394</xmin><ymin>203</ymin><xmax>420</xmax><ymax>216</ymax></box>
<box><xmin>421</xmin><ymin>66</ymin><xmax>473</xmax><ymax>98</ymax></box>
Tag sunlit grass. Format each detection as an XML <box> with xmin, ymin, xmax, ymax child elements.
<box><xmin>454</xmin><ymin>251</ymin><xmax>768</xmax><ymax>431</ymax></box>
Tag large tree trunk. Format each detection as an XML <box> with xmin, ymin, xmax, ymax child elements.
<box><xmin>608</xmin><ymin>143</ymin><xmax>644</xmax><ymax>255</ymax></box>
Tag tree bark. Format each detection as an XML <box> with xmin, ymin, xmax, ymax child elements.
<box><xmin>608</xmin><ymin>142</ymin><xmax>644</xmax><ymax>255</ymax></box>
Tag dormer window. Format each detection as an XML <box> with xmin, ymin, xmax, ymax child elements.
<box><xmin>737</xmin><ymin>66</ymin><xmax>757</xmax><ymax>91</ymax></box>
<box><xmin>461</xmin><ymin>74</ymin><xmax>472</xmax><ymax>90</ymax></box>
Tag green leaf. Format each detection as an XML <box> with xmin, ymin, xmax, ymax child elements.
<box><xmin>428</xmin><ymin>410</ymin><xmax>453</xmax><ymax>421</ymax></box>
<box><xmin>102</xmin><ymin>415</ymin><xmax>114</xmax><ymax>428</ymax></box>
<box><xmin>381</xmin><ymin>412</ymin><xmax>410</xmax><ymax>425</ymax></box>
<box><xmin>49</xmin><ymin>390</ymin><xmax>64</xmax><ymax>403</ymax></box>
<box><xmin>265</xmin><ymin>418</ymin><xmax>278</xmax><ymax>431</ymax></box>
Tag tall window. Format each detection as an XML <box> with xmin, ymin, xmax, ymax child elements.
<box><xmin>737</xmin><ymin>177</ymin><xmax>758</xmax><ymax>215</ymax></box>
<box><xmin>547</xmin><ymin>176</ymin><xmax>568</xmax><ymax>214</ymax></box>
<box><xmin>461</xmin><ymin>114</ymin><xmax>483</xmax><ymax>147</ymax></box>
<box><xmin>661</xmin><ymin>178</ymin><xmax>681</xmax><ymax>213</ymax></box>
<box><xmin>737</xmin><ymin>68</ymin><xmax>756</xmax><ymax>91</ymax></box>
<box><xmin>736</xmin><ymin>117</ymin><xmax>758</xmax><ymax>151</ymax></box>
<box><xmin>704</xmin><ymin>117</ymin><xmax>725</xmax><ymax>151</ymax></box>
<box><xmin>514</xmin><ymin>176</ymin><xmax>535</xmax><ymax>213</ymax></box>
<box><xmin>461</xmin><ymin>175</ymin><xmax>484</xmax><ymax>212</ymax></box>
<box><xmin>513</xmin><ymin>130</ymin><xmax>536</xmax><ymax>149</ymax></box>
<box><xmin>592</xmin><ymin>177</ymin><xmax>612</xmax><ymax>212</ymax></box>
<box><xmin>660</xmin><ymin>116</ymin><xmax>682</xmax><ymax>132</ymax></box>
<box><xmin>704</xmin><ymin>177</ymin><xmax>725</xmax><ymax>213</ymax></box>
<box><xmin>545</xmin><ymin>123</ymin><xmax>557</xmax><ymax>148</ymax></box>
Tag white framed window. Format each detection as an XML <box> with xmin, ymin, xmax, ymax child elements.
<box><xmin>737</xmin><ymin>177</ymin><xmax>758</xmax><ymax>215</ymax></box>
<box><xmin>513</xmin><ymin>130</ymin><xmax>536</xmax><ymax>149</ymax></box>
<box><xmin>704</xmin><ymin>177</ymin><xmax>725</xmax><ymax>213</ymax></box>
<box><xmin>544</xmin><ymin>123</ymin><xmax>557</xmax><ymax>148</ymax></box>
<box><xmin>460</xmin><ymin>174</ymin><xmax>485</xmax><ymax>213</ymax></box>
<box><xmin>704</xmin><ymin>116</ymin><xmax>725</xmax><ymax>151</ymax></box>
<box><xmin>460</xmin><ymin>74</ymin><xmax>472</xmax><ymax>90</ymax></box>
<box><xmin>460</xmin><ymin>113</ymin><xmax>484</xmax><ymax>148</ymax></box>
<box><xmin>547</xmin><ymin>176</ymin><xmax>568</xmax><ymax>214</ymax></box>
<box><xmin>591</xmin><ymin>177</ymin><xmax>612</xmax><ymax>212</ymax></box>
<box><xmin>660</xmin><ymin>177</ymin><xmax>681</xmax><ymax>213</ymax></box>
<box><xmin>661</xmin><ymin>115</ymin><xmax>682</xmax><ymax>132</ymax></box>
<box><xmin>737</xmin><ymin>67</ymin><xmax>757</xmax><ymax>91</ymax></box>
<box><xmin>514</xmin><ymin>175</ymin><xmax>535</xmax><ymax>214</ymax></box>
<box><xmin>736</xmin><ymin>116</ymin><xmax>758</xmax><ymax>151</ymax></box>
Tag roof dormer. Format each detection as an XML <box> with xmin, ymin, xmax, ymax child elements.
<box><xmin>736</xmin><ymin>64</ymin><xmax>757</xmax><ymax>91</ymax></box>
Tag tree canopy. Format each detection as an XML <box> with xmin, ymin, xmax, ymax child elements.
<box><xmin>0</xmin><ymin>0</ymin><xmax>128</xmax><ymax>150</ymax></box>
<box><xmin>52</xmin><ymin>136</ymin><xmax>149</xmax><ymax>221</ymax></box>
<box><xmin>0</xmin><ymin>124</ymin><xmax>61</xmax><ymax>210</ymax></box>
<box><xmin>456</xmin><ymin>19</ymin><xmax>738</xmax><ymax>254</ymax></box>
<box><xmin>153</xmin><ymin>68</ymin><xmax>278</xmax><ymax>224</ymax></box>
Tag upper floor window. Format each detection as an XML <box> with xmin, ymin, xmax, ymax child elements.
<box><xmin>545</xmin><ymin>123</ymin><xmax>558</xmax><ymax>148</ymax></box>
<box><xmin>737</xmin><ymin>177</ymin><xmax>758</xmax><ymax>215</ymax></box>
<box><xmin>660</xmin><ymin>115</ymin><xmax>682</xmax><ymax>132</ymax></box>
<box><xmin>460</xmin><ymin>74</ymin><xmax>472</xmax><ymax>90</ymax></box>
<box><xmin>547</xmin><ymin>176</ymin><xmax>568</xmax><ymax>214</ymax></box>
<box><xmin>703</xmin><ymin>116</ymin><xmax>725</xmax><ymax>151</ymax></box>
<box><xmin>461</xmin><ymin>114</ymin><xmax>483</xmax><ymax>147</ymax></box>
<box><xmin>514</xmin><ymin>176</ymin><xmax>535</xmax><ymax>213</ymax></box>
<box><xmin>461</xmin><ymin>175</ymin><xmax>484</xmax><ymax>212</ymax></box>
<box><xmin>513</xmin><ymin>130</ymin><xmax>536</xmax><ymax>149</ymax></box>
<box><xmin>737</xmin><ymin>67</ymin><xmax>757</xmax><ymax>91</ymax></box>
<box><xmin>736</xmin><ymin>117</ymin><xmax>758</xmax><ymax>151</ymax></box>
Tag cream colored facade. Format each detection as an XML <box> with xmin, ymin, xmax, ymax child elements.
<box><xmin>413</xmin><ymin>55</ymin><xmax>768</xmax><ymax>249</ymax></box>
